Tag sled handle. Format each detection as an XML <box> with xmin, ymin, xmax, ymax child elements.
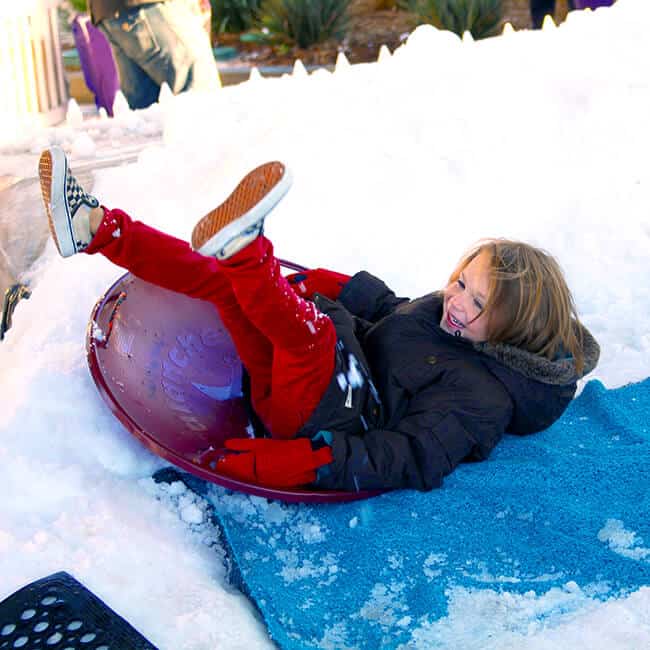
<box><xmin>278</xmin><ymin>259</ymin><xmax>308</xmax><ymax>273</ymax></box>
<box><xmin>97</xmin><ymin>291</ymin><xmax>127</xmax><ymax>348</ymax></box>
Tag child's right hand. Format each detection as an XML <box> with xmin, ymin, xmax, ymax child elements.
<box><xmin>209</xmin><ymin>437</ymin><xmax>333</xmax><ymax>488</ymax></box>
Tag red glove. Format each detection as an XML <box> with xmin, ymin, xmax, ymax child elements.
<box><xmin>286</xmin><ymin>268</ymin><xmax>352</xmax><ymax>301</ymax></box>
<box><xmin>206</xmin><ymin>438</ymin><xmax>333</xmax><ymax>488</ymax></box>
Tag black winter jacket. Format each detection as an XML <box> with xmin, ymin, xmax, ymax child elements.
<box><xmin>298</xmin><ymin>271</ymin><xmax>600</xmax><ymax>492</ymax></box>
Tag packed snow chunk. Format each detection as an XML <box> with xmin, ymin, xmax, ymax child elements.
<box><xmin>297</xmin><ymin>521</ymin><xmax>325</xmax><ymax>543</ymax></box>
<box><xmin>111</xmin><ymin>91</ymin><xmax>130</xmax><ymax>118</ymax></box>
<box><xmin>316</xmin><ymin>621</ymin><xmax>354</xmax><ymax>650</ymax></box>
<box><xmin>261</xmin><ymin>500</ymin><xmax>288</xmax><ymax>526</ymax></box>
<box><xmin>276</xmin><ymin>549</ymin><xmax>340</xmax><ymax>585</ymax></box>
<box><xmin>66</xmin><ymin>99</ymin><xmax>84</xmax><ymax>128</ymax></box>
<box><xmin>598</xmin><ymin>519</ymin><xmax>650</xmax><ymax>561</ymax></box>
<box><xmin>564</xmin><ymin>580</ymin><xmax>581</xmax><ymax>593</ymax></box>
<box><xmin>70</xmin><ymin>132</ymin><xmax>97</xmax><ymax>159</ymax></box>
<box><xmin>359</xmin><ymin>582</ymin><xmax>409</xmax><ymax>629</ymax></box>
<box><xmin>158</xmin><ymin>82</ymin><xmax>174</xmax><ymax>107</ymax></box>
<box><xmin>423</xmin><ymin>552</ymin><xmax>447</xmax><ymax>581</ymax></box>
<box><xmin>91</xmin><ymin>322</ymin><xmax>106</xmax><ymax>343</ymax></box>
<box><xmin>346</xmin><ymin>354</ymin><xmax>364</xmax><ymax>389</ymax></box>
<box><xmin>166</xmin><ymin>481</ymin><xmax>187</xmax><ymax>497</ymax></box>
<box><xmin>180</xmin><ymin>502</ymin><xmax>204</xmax><ymax>525</ymax></box>
<box><xmin>398</xmin><ymin>23</ymin><xmax>460</xmax><ymax>64</ymax></box>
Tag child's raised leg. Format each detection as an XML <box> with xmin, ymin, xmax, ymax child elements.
<box><xmin>219</xmin><ymin>236</ymin><xmax>337</xmax><ymax>439</ymax></box>
<box><xmin>190</xmin><ymin>163</ymin><xmax>337</xmax><ymax>440</ymax></box>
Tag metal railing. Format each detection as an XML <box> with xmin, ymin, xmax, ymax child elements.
<box><xmin>0</xmin><ymin>284</ymin><xmax>31</xmax><ymax>341</ymax></box>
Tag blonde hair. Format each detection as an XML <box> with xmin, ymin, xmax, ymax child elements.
<box><xmin>449</xmin><ymin>239</ymin><xmax>585</xmax><ymax>375</ymax></box>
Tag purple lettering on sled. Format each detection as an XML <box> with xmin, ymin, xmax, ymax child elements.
<box><xmin>158</xmin><ymin>327</ymin><xmax>241</xmax><ymax>433</ymax></box>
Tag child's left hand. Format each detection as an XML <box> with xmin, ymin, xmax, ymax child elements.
<box><xmin>286</xmin><ymin>268</ymin><xmax>352</xmax><ymax>301</ymax></box>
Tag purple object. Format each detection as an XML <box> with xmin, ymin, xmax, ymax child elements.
<box><xmin>572</xmin><ymin>0</ymin><xmax>614</xmax><ymax>9</ymax></box>
<box><xmin>71</xmin><ymin>14</ymin><xmax>120</xmax><ymax>116</ymax></box>
<box><xmin>87</xmin><ymin>272</ymin><xmax>383</xmax><ymax>503</ymax></box>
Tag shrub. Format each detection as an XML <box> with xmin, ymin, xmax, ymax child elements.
<box><xmin>211</xmin><ymin>0</ymin><xmax>262</xmax><ymax>33</ymax></box>
<box><xmin>258</xmin><ymin>0</ymin><xmax>352</xmax><ymax>48</ymax></box>
<box><xmin>402</xmin><ymin>0</ymin><xmax>503</xmax><ymax>40</ymax></box>
<box><xmin>68</xmin><ymin>0</ymin><xmax>88</xmax><ymax>12</ymax></box>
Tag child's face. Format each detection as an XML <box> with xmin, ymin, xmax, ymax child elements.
<box><xmin>441</xmin><ymin>252</ymin><xmax>491</xmax><ymax>342</ymax></box>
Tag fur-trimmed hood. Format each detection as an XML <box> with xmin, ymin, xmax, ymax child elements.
<box><xmin>474</xmin><ymin>326</ymin><xmax>600</xmax><ymax>386</ymax></box>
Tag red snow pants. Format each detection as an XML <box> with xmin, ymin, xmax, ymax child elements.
<box><xmin>86</xmin><ymin>208</ymin><xmax>337</xmax><ymax>439</ymax></box>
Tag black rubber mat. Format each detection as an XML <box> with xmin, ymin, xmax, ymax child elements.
<box><xmin>0</xmin><ymin>572</ymin><xmax>156</xmax><ymax>649</ymax></box>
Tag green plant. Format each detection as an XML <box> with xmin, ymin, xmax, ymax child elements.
<box><xmin>402</xmin><ymin>0</ymin><xmax>503</xmax><ymax>40</ymax></box>
<box><xmin>210</xmin><ymin>0</ymin><xmax>262</xmax><ymax>33</ymax></box>
<box><xmin>258</xmin><ymin>0</ymin><xmax>351</xmax><ymax>49</ymax></box>
<box><xmin>68</xmin><ymin>0</ymin><xmax>88</xmax><ymax>12</ymax></box>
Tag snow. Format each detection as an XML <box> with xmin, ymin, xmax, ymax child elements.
<box><xmin>1</xmin><ymin>0</ymin><xmax>649</xmax><ymax>647</ymax></box>
<box><xmin>597</xmin><ymin>519</ymin><xmax>650</xmax><ymax>561</ymax></box>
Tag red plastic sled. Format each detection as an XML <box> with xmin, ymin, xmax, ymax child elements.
<box><xmin>87</xmin><ymin>270</ymin><xmax>381</xmax><ymax>503</ymax></box>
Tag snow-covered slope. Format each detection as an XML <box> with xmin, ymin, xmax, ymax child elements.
<box><xmin>1</xmin><ymin>1</ymin><xmax>648</xmax><ymax>647</ymax></box>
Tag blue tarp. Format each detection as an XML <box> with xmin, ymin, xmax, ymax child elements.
<box><xmin>191</xmin><ymin>379</ymin><xmax>650</xmax><ymax>648</ymax></box>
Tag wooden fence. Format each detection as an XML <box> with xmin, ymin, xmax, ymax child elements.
<box><xmin>0</xmin><ymin>0</ymin><xmax>68</xmax><ymax>129</ymax></box>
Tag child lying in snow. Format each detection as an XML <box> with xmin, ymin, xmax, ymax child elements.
<box><xmin>38</xmin><ymin>147</ymin><xmax>600</xmax><ymax>492</ymax></box>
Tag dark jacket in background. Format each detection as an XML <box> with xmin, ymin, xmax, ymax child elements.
<box><xmin>298</xmin><ymin>271</ymin><xmax>600</xmax><ymax>492</ymax></box>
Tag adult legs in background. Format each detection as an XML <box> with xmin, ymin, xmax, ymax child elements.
<box><xmin>97</xmin><ymin>0</ymin><xmax>218</xmax><ymax>109</ymax></box>
<box><xmin>99</xmin><ymin>39</ymin><xmax>159</xmax><ymax>110</ymax></box>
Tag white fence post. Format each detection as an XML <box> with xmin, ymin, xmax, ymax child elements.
<box><xmin>0</xmin><ymin>0</ymin><xmax>68</xmax><ymax>135</ymax></box>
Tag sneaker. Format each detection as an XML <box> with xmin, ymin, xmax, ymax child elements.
<box><xmin>38</xmin><ymin>146</ymin><xmax>99</xmax><ymax>258</ymax></box>
<box><xmin>191</xmin><ymin>161</ymin><xmax>292</xmax><ymax>260</ymax></box>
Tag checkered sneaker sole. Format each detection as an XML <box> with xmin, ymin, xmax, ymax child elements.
<box><xmin>191</xmin><ymin>161</ymin><xmax>291</xmax><ymax>257</ymax></box>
